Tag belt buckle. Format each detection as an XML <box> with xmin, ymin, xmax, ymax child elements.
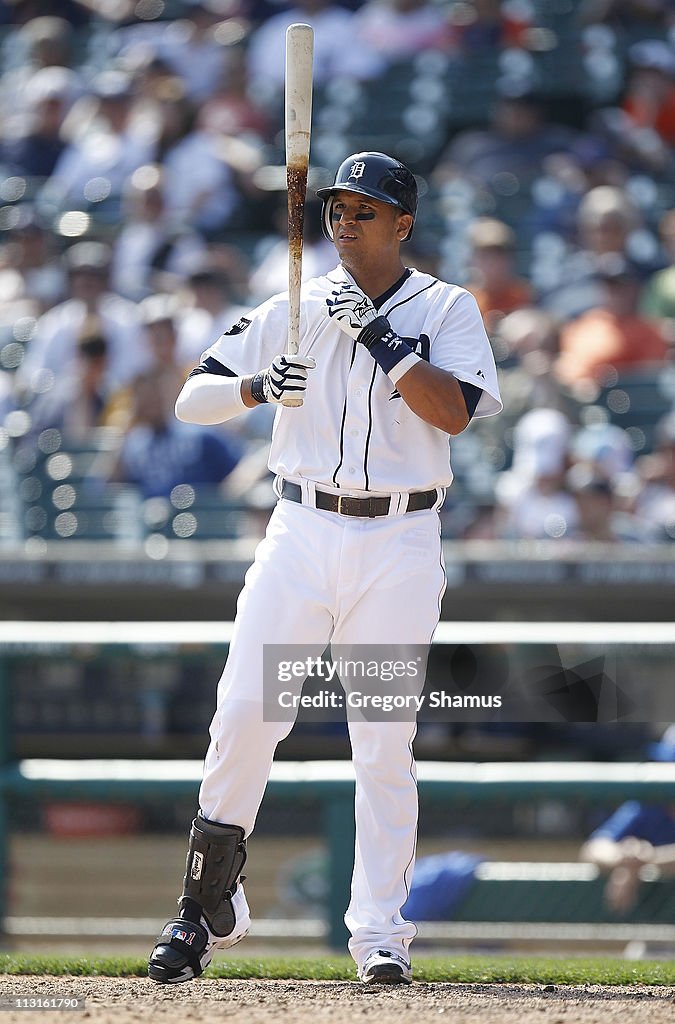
<box><xmin>336</xmin><ymin>494</ymin><xmax>347</xmax><ymax>516</ymax></box>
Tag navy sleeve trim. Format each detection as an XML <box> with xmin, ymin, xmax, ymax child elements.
<box><xmin>187</xmin><ymin>355</ymin><xmax>238</xmax><ymax>379</ymax></box>
<box><xmin>458</xmin><ymin>379</ymin><xmax>483</xmax><ymax>419</ymax></box>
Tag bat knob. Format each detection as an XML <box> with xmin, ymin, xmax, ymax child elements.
<box><xmin>281</xmin><ymin>398</ymin><xmax>304</xmax><ymax>408</ymax></box>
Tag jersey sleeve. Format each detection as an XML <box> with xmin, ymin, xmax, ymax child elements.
<box><xmin>198</xmin><ymin>295</ymin><xmax>288</xmax><ymax>376</ymax></box>
<box><xmin>430</xmin><ymin>289</ymin><xmax>502</xmax><ymax>419</ymax></box>
<box><xmin>589</xmin><ymin>801</ymin><xmax>675</xmax><ymax>846</ymax></box>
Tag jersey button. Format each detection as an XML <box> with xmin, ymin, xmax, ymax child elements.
<box><xmin>354</xmin><ymin>388</ymin><xmax>363</xmax><ymax>398</ymax></box>
<box><xmin>348</xmin><ymin>467</ymin><xmax>356</xmax><ymax>475</ymax></box>
<box><xmin>350</xmin><ymin>429</ymin><xmax>359</xmax><ymax>437</ymax></box>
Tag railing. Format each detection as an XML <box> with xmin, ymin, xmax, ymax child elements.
<box><xmin>1</xmin><ymin>622</ymin><xmax>674</xmax><ymax>948</ymax></box>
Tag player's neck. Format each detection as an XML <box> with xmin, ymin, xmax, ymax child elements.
<box><xmin>342</xmin><ymin>258</ymin><xmax>408</xmax><ymax>302</ymax></box>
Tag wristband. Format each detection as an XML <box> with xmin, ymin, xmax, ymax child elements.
<box><xmin>250</xmin><ymin>371</ymin><xmax>267</xmax><ymax>404</ymax></box>
<box><xmin>357</xmin><ymin>316</ymin><xmax>417</xmax><ymax>380</ymax></box>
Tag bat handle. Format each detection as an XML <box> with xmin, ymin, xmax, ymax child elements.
<box><xmin>282</xmin><ymin>252</ymin><xmax>304</xmax><ymax>408</ymax></box>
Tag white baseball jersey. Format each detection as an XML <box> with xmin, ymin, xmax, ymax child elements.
<box><xmin>202</xmin><ymin>265</ymin><xmax>502</xmax><ymax>493</ymax></box>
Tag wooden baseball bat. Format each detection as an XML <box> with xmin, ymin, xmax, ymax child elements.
<box><xmin>283</xmin><ymin>23</ymin><xmax>314</xmax><ymax>407</ymax></box>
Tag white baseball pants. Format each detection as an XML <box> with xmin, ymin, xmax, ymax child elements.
<box><xmin>199</xmin><ymin>495</ymin><xmax>446</xmax><ymax>969</ymax></box>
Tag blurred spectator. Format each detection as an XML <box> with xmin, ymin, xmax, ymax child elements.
<box><xmin>0</xmin><ymin>16</ymin><xmax>79</xmax><ymax>139</ymax></box>
<box><xmin>148</xmin><ymin>77</ymin><xmax>240</xmax><ymax>235</ymax></box>
<box><xmin>123</xmin><ymin>51</ymin><xmax>175</xmax><ymax>104</ymax></box>
<box><xmin>41</xmin><ymin>69</ymin><xmax>154</xmax><ymax>216</ymax></box>
<box><xmin>0</xmin><ymin>204</ymin><xmax>64</xmax><ymax>312</ymax></box>
<box><xmin>110</xmin><ymin>371</ymin><xmax>240</xmax><ymax>499</ymax></box>
<box><xmin>248</xmin><ymin>198</ymin><xmax>335</xmax><ymax>305</ymax></box>
<box><xmin>24</xmin><ymin>315</ymin><xmax>114</xmax><ymax>443</ymax></box>
<box><xmin>8</xmin><ymin>13</ymin><xmax>74</xmax><ymax>63</ymax></box>
<box><xmin>539</xmin><ymin>185</ymin><xmax>645</xmax><ymax>320</ymax></box>
<box><xmin>593</xmin><ymin>40</ymin><xmax>675</xmax><ymax>174</ymax></box>
<box><xmin>582</xmin><ymin>798</ymin><xmax>675</xmax><ymax>914</ymax></box>
<box><xmin>555</xmin><ymin>254</ymin><xmax>669</xmax><ymax>392</ymax></box>
<box><xmin>110</xmin><ymin>164</ymin><xmax>206</xmax><ymax>301</ymax></box>
<box><xmin>434</xmin><ymin>81</ymin><xmax>576</xmax><ymax>196</ymax></box>
<box><xmin>464</xmin><ymin>217</ymin><xmax>531</xmax><ymax>335</ymax></box>
<box><xmin>642</xmin><ymin>208</ymin><xmax>675</xmax><ymax>320</ymax></box>
<box><xmin>493</xmin><ymin>308</ymin><xmax>564</xmax><ymax>416</ymax></box>
<box><xmin>246</xmin><ymin>0</ymin><xmax>382</xmax><ymax>102</ymax></box>
<box><xmin>2</xmin><ymin>65</ymin><xmax>77</xmax><ymax>179</ymax></box>
<box><xmin>494</xmin><ymin>408</ymin><xmax>579</xmax><ymax>540</ymax></box>
<box><xmin>199</xmin><ymin>45</ymin><xmax>272</xmax><ymax>143</ymax></box>
<box><xmin>525</xmin><ymin>136</ymin><xmax>630</xmax><ymax>247</ymax></box>
<box><xmin>567</xmin><ymin>466</ymin><xmax>647</xmax><ymax>542</ymax></box>
<box><xmin>16</xmin><ymin>240</ymin><xmax>148</xmax><ymax>398</ymax></box>
<box><xmin>176</xmin><ymin>256</ymin><xmax>249</xmax><ymax>366</ymax></box>
<box><xmin>580</xmin><ymin>726</ymin><xmax>675</xmax><ymax>914</ymax></box>
<box><xmin>138</xmin><ymin>294</ymin><xmax>189</xmax><ymax>418</ymax></box>
<box><xmin>446</xmin><ymin>0</ymin><xmax>531</xmax><ymax>53</ymax></box>
<box><xmin>577</xmin><ymin>187</ymin><xmax>640</xmax><ymax>259</ymax></box>
<box><xmin>353</xmin><ymin>0</ymin><xmax>452</xmax><ymax>65</ymax></box>
<box><xmin>114</xmin><ymin>0</ymin><xmax>246</xmax><ymax>103</ymax></box>
<box><xmin>570</xmin><ymin>421</ymin><xmax>636</xmax><ymax>481</ymax></box>
<box><xmin>621</xmin><ymin>41</ymin><xmax>675</xmax><ymax>144</ymax></box>
<box><xmin>635</xmin><ymin>410</ymin><xmax>675</xmax><ymax>540</ymax></box>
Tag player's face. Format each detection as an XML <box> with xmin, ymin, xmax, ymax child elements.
<box><xmin>330</xmin><ymin>191</ymin><xmax>411</xmax><ymax>264</ymax></box>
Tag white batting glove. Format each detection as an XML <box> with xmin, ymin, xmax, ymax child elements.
<box><xmin>250</xmin><ymin>353</ymin><xmax>316</xmax><ymax>405</ymax></box>
<box><xmin>325</xmin><ymin>282</ymin><xmax>420</xmax><ymax>385</ymax></box>
<box><xmin>325</xmin><ymin>283</ymin><xmax>380</xmax><ymax>340</ymax></box>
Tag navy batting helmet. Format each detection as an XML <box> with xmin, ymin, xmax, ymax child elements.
<box><xmin>316</xmin><ymin>152</ymin><xmax>417</xmax><ymax>241</ymax></box>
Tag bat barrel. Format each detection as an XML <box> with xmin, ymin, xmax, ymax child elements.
<box><xmin>285</xmin><ymin>23</ymin><xmax>313</xmax><ymax>364</ymax></box>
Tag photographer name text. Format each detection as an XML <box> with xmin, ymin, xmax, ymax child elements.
<box><xmin>277</xmin><ymin>690</ymin><xmax>502</xmax><ymax>711</ymax></box>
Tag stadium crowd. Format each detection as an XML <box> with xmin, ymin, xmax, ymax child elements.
<box><xmin>0</xmin><ymin>0</ymin><xmax>674</xmax><ymax>545</ymax></box>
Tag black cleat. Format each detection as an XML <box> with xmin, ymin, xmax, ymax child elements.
<box><xmin>148</xmin><ymin>919</ymin><xmax>212</xmax><ymax>984</ymax></box>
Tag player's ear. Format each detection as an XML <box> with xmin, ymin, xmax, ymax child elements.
<box><xmin>396</xmin><ymin>213</ymin><xmax>413</xmax><ymax>241</ymax></box>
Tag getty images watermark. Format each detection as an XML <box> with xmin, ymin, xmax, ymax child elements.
<box><xmin>262</xmin><ymin>643</ymin><xmax>674</xmax><ymax>723</ymax></box>
<box><xmin>264</xmin><ymin>644</ymin><xmax>490</xmax><ymax>722</ymax></box>
<box><xmin>273</xmin><ymin>651</ymin><xmax>500</xmax><ymax>716</ymax></box>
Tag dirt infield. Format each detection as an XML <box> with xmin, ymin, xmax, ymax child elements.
<box><xmin>1</xmin><ymin>977</ymin><xmax>674</xmax><ymax>1024</ymax></box>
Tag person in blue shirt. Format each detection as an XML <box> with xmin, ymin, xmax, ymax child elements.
<box><xmin>113</xmin><ymin>371</ymin><xmax>240</xmax><ymax>499</ymax></box>
<box><xmin>579</xmin><ymin>726</ymin><xmax>675</xmax><ymax>912</ymax></box>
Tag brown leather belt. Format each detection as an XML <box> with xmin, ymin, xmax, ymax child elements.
<box><xmin>280</xmin><ymin>481</ymin><xmax>438</xmax><ymax>518</ymax></box>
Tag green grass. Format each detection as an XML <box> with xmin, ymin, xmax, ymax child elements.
<box><xmin>0</xmin><ymin>954</ymin><xmax>674</xmax><ymax>985</ymax></box>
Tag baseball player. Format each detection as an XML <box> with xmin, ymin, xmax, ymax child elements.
<box><xmin>148</xmin><ymin>152</ymin><xmax>502</xmax><ymax>986</ymax></box>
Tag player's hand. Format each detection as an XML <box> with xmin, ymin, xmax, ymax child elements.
<box><xmin>325</xmin><ymin>283</ymin><xmax>381</xmax><ymax>340</ymax></box>
<box><xmin>251</xmin><ymin>353</ymin><xmax>316</xmax><ymax>405</ymax></box>
<box><xmin>325</xmin><ymin>283</ymin><xmax>419</xmax><ymax>384</ymax></box>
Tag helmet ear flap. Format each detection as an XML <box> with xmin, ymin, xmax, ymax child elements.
<box><xmin>321</xmin><ymin>197</ymin><xmax>335</xmax><ymax>241</ymax></box>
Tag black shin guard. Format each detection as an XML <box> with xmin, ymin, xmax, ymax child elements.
<box><xmin>179</xmin><ymin>815</ymin><xmax>247</xmax><ymax>938</ymax></box>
